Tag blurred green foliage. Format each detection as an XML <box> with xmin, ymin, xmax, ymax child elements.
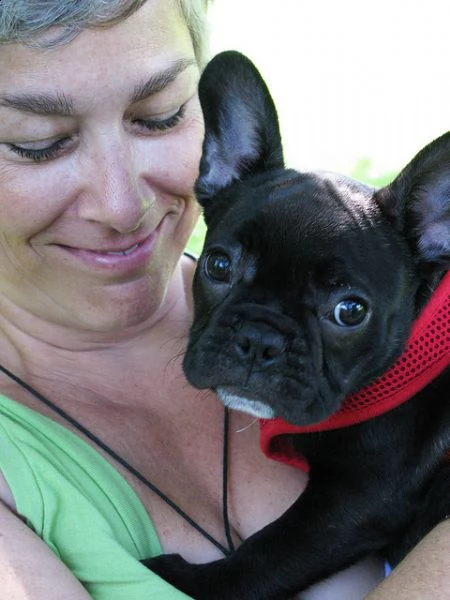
<box><xmin>186</xmin><ymin>216</ymin><xmax>207</xmax><ymax>256</ymax></box>
<box><xmin>350</xmin><ymin>158</ymin><xmax>397</xmax><ymax>188</ymax></box>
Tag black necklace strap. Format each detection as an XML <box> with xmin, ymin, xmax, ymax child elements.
<box><xmin>222</xmin><ymin>405</ymin><xmax>235</xmax><ymax>553</ymax></box>
<box><xmin>0</xmin><ymin>363</ymin><xmax>234</xmax><ymax>556</ymax></box>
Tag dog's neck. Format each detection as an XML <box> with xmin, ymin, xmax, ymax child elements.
<box><xmin>260</xmin><ymin>271</ymin><xmax>450</xmax><ymax>471</ymax></box>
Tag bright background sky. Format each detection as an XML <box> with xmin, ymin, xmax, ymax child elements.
<box><xmin>207</xmin><ymin>0</ymin><xmax>449</xmax><ymax>182</ymax></box>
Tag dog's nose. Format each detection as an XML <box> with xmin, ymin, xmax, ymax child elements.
<box><xmin>235</xmin><ymin>324</ymin><xmax>285</xmax><ymax>366</ymax></box>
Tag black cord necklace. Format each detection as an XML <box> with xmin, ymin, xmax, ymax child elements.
<box><xmin>0</xmin><ymin>362</ymin><xmax>235</xmax><ymax>557</ymax></box>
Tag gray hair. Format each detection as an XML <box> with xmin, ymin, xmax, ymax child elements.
<box><xmin>0</xmin><ymin>0</ymin><xmax>211</xmax><ymax>66</ymax></box>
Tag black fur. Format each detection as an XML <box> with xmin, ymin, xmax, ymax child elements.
<box><xmin>144</xmin><ymin>51</ymin><xmax>450</xmax><ymax>599</ymax></box>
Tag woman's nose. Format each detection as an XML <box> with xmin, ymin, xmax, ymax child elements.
<box><xmin>77</xmin><ymin>142</ymin><xmax>153</xmax><ymax>233</ymax></box>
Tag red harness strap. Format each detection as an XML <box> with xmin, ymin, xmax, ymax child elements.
<box><xmin>260</xmin><ymin>271</ymin><xmax>450</xmax><ymax>471</ymax></box>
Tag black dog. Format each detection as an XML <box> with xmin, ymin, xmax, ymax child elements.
<box><xmin>145</xmin><ymin>51</ymin><xmax>450</xmax><ymax>599</ymax></box>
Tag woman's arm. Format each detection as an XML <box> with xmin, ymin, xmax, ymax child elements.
<box><xmin>0</xmin><ymin>501</ymin><xmax>92</xmax><ymax>600</ymax></box>
<box><xmin>299</xmin><ymin>554</ymin><xmax>385</xmax><ymax>600</ymax></box>
<box><xmin>366</xmin><ymin>520</ymin><xmax>450</xmax><ymax>599</ymax></box>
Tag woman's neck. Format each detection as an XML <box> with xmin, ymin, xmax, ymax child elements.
<box><xmin>0</xmin><ymin>258</ymin><xmax>195</xmax><ymax>403</ymax></box>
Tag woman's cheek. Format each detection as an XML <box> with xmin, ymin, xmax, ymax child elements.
<box><xmin>142</xmin><ymin>115</ymin><xmax>204</xmax><ymax>197</ymax></box>
<box><xmin>0</xmin><ymin>162</ymin><xmax>72</xmax><ymax>232</ymax></box>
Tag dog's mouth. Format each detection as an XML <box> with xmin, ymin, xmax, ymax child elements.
<box><xmin>215</xmin><ymin>384</ymin><xmax>341</xmax><ymax>426</ymax></box>
<box><xmin>215</xmin><ymin>386</ymin><xmax>276</xmax><ymax>419</ymax></box>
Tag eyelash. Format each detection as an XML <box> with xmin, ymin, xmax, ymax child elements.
<box><xmin>8</xmin><ymin>104</ymin><xmax>187</xmax><ymax>163</ymax></box>
<box><xmin>8</xmin><ymin>138</ymin><xmax>71</xmax><ymax>163</ymax></box>
<box><xmin>133</xmin><ymin>104</ymin><xmax>186</xmax><ymax>132</ymax></box>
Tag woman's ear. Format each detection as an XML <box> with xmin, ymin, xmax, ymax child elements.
<box><xmin>195</xmin><ymin>51</ymin><xmax>284</xmax><ymax>205</ymax></box>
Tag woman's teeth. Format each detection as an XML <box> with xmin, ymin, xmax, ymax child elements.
<box><xmin>103</xmin><ymin>244</ymin><xmax>139</xmax><ymax>256</ymax></box>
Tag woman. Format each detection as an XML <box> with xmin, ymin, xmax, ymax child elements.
<box><xmin>0</xmin><ymin>1</ymin><xmax>447</xmax><ymax>598</ymax></box>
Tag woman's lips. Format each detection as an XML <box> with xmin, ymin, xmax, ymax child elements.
<box><xmin>58</xmin><ymin>226</ymin><xmax>161</xmax><ymax>273</ymax></box>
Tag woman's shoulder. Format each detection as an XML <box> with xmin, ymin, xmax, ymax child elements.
<box><xmin>0</xmin><ymin>393</ymin><xmax>158</xmax><ymax>548</ymax></box>
<box><xmin>0</xmin><ymin>499</ymin><xmax>92</xmax><ymax>600</ymax></box>
<box><xmin>0</xmin><ymin>392</ymin><xmax>188</xmax><ymax>598</ymax></box>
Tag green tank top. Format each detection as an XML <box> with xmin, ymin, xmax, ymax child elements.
<box><xmin>0</xmin><ymin>393</ymin><xmax>192</xmax><ymax>599</ymax></box>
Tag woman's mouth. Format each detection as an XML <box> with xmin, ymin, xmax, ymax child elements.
<box><xmin>56</xmin><ymin>225</ymin><xmax>164</xmax><ymax>273</ymax></box>
<box><xmin>95</xmin><ymin>243</ymin><xmax>140</xmax><ymax>256</ymax></box>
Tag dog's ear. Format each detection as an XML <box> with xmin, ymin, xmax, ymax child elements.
<box><xmin>195</xmin><ymin>51</ymin><xmax>284</xmax><ymax>206</ymax></box>
<box><xmin>375</xmin><ymin>131</ymin><xmax>450</xmax><ymax>266</ymax></box>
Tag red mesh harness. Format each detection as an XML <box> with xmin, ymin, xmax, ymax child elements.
<box><xmin>260</xmin><ymin>271</ymin><xmax>450</xmax><ymax>472</ymax></box>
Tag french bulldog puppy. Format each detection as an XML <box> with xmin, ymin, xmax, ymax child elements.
<box><xmin>145</xmin><ymin>51</ymin><xmax>450</xmax><ymax>599</ymax></box>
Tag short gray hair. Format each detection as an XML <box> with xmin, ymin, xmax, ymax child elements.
<box><xmin>0</xmin><ymin>0</ymin><xmax>211</xmax><ymax>66</ymax></box>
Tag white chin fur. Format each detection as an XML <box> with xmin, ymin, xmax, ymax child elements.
<box><xmin>216</xmin><ymin>388</ymin><xmax>275</xmax><ymax>419</ymax></box>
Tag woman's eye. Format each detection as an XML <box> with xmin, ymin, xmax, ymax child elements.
<box><xmin>203</xmin><ymin>251</ymin><xmax>232</xmax><ymax>283</ymax></box>
<box><xmin>332</xmin><ymin>298</ymin><xmax>367</xmax><ymax>327</ymax></box>
<box><xmin>7</xmin><ymin>137</ymin><xmax>73</xmax><ymax>163</ymax></box>
<box><xmin>133</xmin><ymin>105</ymin><xmax>186</xmax><ymax>133</ymax></box>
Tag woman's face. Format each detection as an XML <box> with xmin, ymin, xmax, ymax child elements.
<box><xmin>0</xmin><ymin>0</ymin><xmax>204</xmax><ymax>333</ymax></box>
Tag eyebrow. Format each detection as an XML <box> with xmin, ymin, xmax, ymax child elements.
<box><xmin>130</xmin><ymin>58</ymin><xmax>196</xmax><ymax>104</ymax></box>
<box><xmin>0</xmin><ymin>92</ymin><xmax>75</xmax><ymax>116</ymax></box>
<box><xmin>0</xmin><ymin>58</ymin><xmax>196</xmax><ymax>116</ymax></box>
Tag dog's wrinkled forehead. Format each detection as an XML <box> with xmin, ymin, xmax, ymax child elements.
<box><xmin>268</xmin><ymin>170</ymin><xmax>373</xmax><ymax>219</ymax></box>
<box><xmin>241</xmin><ymin>170</ymin><xmax>377</xmax><ymax>254</ymax></box>
<box><xmin>200</xmin><ymin>169</ymin><xmax>391</xmax><ymax>291</ymax></box>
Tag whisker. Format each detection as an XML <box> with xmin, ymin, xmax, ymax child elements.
<box><xmin>235</xmin><ymin>417</ymin><xmax>259</xmax><ymax>433</ymax></box>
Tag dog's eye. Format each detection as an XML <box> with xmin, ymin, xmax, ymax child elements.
<box><xmin>204</xmin><ymin>251</ymin><xmax>232</xmax><ymax>283</ymax></box>
<box><xmin>333</xmin><ymin>299</ymin><xmax>367</xmax><ymax>327</ymax></box>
